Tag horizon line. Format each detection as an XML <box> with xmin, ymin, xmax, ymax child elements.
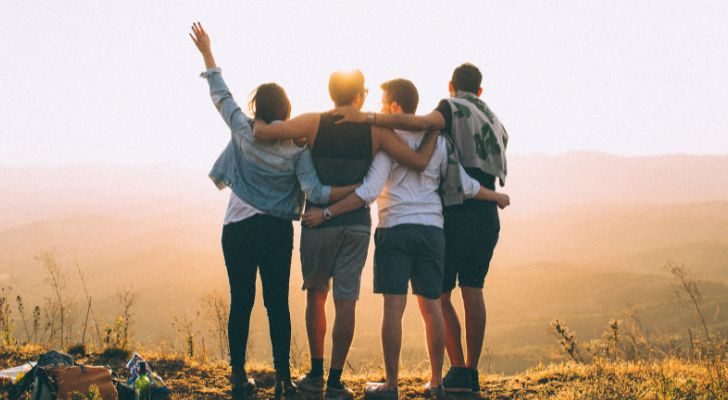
<box><xmin>3</xmin><ymin>150</ymin><xmax>728</xmax><ymax>170</ymax></box>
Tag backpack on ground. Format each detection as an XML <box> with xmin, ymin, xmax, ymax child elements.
<box><xmin>10</xmin><ymin>350</ymin><xmax>76</xmax><ymax>400</ymax></box>
<box><xmin>9</xmin><ymin>350</ymin><xmax>118</xmax><ymax>400</ymax></box>
<box><xmin>31</xmin><ymin>365</ymin><xmax>119</xmax><ymax>400</ymax></box>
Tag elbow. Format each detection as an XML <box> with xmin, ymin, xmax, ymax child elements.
<box><xmin>354</xmin><ymin>194</ymin><xmax>369</xmax><ymax>207</ymax></box>
<box><xmin>412</xmin><ymin>159</ymin><xmax>428</xmax><ymax>172</ymax></box>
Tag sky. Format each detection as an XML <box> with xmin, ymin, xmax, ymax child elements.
<box><xmin>1</xmin><ymin>1</ymin><xmax>727</xmax><ymax>168</ymax></box>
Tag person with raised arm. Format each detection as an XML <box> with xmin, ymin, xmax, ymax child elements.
<box><xmin>253</xmin><ymin>71</ymin><xmax>439</xmax><ymax>400</ymax></box>
<box><xmin>189</xmin><ymin>22</ymin><xmax>358</xmax><ymax>400</ymax></box>
<box><xmin>332</xmin><ymin>64</ymin><xmax>509</xmax><ymax>394</ymax></box>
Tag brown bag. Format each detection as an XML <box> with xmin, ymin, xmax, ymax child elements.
<box><xmin>40</xmin><ymin>365</ymin><xmax>119</xmax><ymax>400</ymax></box>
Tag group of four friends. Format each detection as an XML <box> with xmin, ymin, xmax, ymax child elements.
<box><xmin>190</xmin><ymin>22</ymin><xmax>510</xmax><ymax>400</ymax></box>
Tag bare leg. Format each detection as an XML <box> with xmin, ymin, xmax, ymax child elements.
<box><xmin>306</xmin><ymin>289</ymin><xmax>328</xmax><ymax>360</ymax></box>
<box><xmin>381</xmin><ymin>295</ymin><xmax>407</xmax><ymax>389</ymax></box>
<box><xmin>440</xmin><ymin>291</ymin><xmax>466</xmax><ymax>368</ymax></box>
<box><xmin>461</xmin><ymin>287</ymin><xmax>486</xmax><ymax>369</ymax></box>
<box><xmin>418</xmin><ymin>296</ymin><xmax>446</xmax><ymax>387</ymax></box>
<box><xmin>330</xmin><ymin>298</ymin><xmax>356</xmax><ymax>370</ymax></box>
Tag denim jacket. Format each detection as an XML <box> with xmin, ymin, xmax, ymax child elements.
<box><xmin>202</xmin><ymin>67</ymin><xmax>331</xmax><ymax>220</ymax></box>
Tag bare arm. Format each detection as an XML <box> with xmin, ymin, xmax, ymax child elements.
<box><xmin>334</xmin><ymin>106</ymin><xmax>446</xmax><ymax>132</ymax></box>
<box><xmin>329</xmin><ymin>184</ymin><xmax>359</xmax><ymax>202</ymax></box>
<box><xmin>474</xmin><ymin>187</ymin><xmax>510</xmax><ymax>209</ymax></box>
<box><xmin>301</xmin><ymin>193</ymin><xmax>365</xmax><ymax>228</ymax></box>
<box><xmin>374</xmin><ymin>127</ymin><xmax>438</xmax><ymax>172</ymax></box>
<box><xmin>253</xmin><ymin>113</ymin><xmax>319</xmax><ymax>141</ymax></box>
<box><xmin>191</xmin><ymin>22</ymin><xmax>249</xmax><ymax>132</ymax></box>
<box><xmin>328</xmin><ymin>193</ymin><xmax>366</xmax><ymax>217</ymax></box>
<box><xmin>302</xmin><ymin>152</ymin><xmax>391</xmax><ymax>227</ymax></box>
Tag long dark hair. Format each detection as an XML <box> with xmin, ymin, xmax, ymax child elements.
<box><xmin>249</xmin><ymin>83</ymin><xmax>291</xmax><ymax>123</ymax></box>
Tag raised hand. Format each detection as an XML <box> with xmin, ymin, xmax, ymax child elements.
<box><xmin>301</xmin><ymin>207</ymin><xmax>326</xmax><ymax>228</ymax></box>
<box><xmin>189</xmin><ymin>22</ymin><xmax>211</xmax><ymax>55</ymax></box>
<box><xmin>332</xmin><ymin>106</ymin><xmax>367</xmax><ymax>125</ymax></box>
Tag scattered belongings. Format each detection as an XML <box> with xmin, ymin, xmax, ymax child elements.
<box><xmin>5</xmin><ymin>350</ymin><xmax>170</xmax><ymax>400</ymax></box>
<box><xmin>117</xmin><ymin>352</ymin><xmax>170</xmax><ymax>400</ymax></box>
<box><xmin>9</xmin><ymin>350</ymin><xmax>118</xmax><ymax>400</ymax></box>
<box><xmin>0</xmin><ymin>362</ymin><xmax>36</xmax><ymax>384</ymax></box>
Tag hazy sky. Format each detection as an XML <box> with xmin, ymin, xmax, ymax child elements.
<box><xmin>1</xmin><ymin>1</ymin><xmax>727</xmax><ymax>168</ymax></box>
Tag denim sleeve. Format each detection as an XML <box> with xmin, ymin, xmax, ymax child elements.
<box><xmin>200</xmin><ymin>67</ymin><xmax>251</xmax><ymax>132</ymax></box>
<box><xmin>296</xmin><ymin>149</ymin><xmax>332</xmax><ymax>204</ymax></box>
<box><xmin>354</xmin><ymin>152</ymin><xmax>392</xmax><ymax>204</ymax></box>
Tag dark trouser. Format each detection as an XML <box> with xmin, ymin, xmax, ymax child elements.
<box><xmin>222</xmin><ymin>214</ymin><xmax>294</xmax><ymax>376</ymax></box>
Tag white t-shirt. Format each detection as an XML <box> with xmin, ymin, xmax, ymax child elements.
<box><xmin>354</xmin><ymin>131</ymin><xmax>480</xmax><ymax>229</ymax></box>
<box><xmin>223</xmin><ymin>191</ymin><xmax>264</xmax><ymax>225</ymax></box>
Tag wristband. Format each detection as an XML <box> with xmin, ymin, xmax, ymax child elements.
<box><xmin>323</xmin><ymin>208</ymin><xmax>333</xmax><ymax>220</ymax></box>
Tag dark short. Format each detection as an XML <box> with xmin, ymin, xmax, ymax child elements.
<box><xmin>443</xmin><ymin>199</ymin><xmax>500</xmax><ymax>292</ymax></box>
<box><xmin>373</xmin><ymin>224</ymin><xmax>445</xmax><ymax>300</ymax></box>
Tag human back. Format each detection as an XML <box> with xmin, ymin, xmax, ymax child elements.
<box><xmin>373</xmin><ymin>131</ymin><xmax>447</xmax><ymax>228</ymax></box>
<box><xmin>308</xmin><ymin>111</ymin><xmax>373</xmax><ymax>227</ymax></box>
<box><xmin>205</xmin><ymin>78</ymin><xmax>331</xmax><ymax>220</ymax></box>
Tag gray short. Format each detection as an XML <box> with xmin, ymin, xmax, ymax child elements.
<box><xmin>300</xmin><ymin>224</ymin><xmax>371</xmax><ymax>300</ymax></box>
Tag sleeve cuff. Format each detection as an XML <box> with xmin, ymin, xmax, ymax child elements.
<box><xmin>460</xmin><ymin>168</ymin><xmax>481</xmax><ymax>198</ymax></box>
<box><xmin>354</xmin><ymin>186</ymin><xmax>375</xmax><ymax>205</ymax></box>
<box><xmin>199</xmin><ymin>66</ymin><xmax>222</xmax><ymax>78</ymax></box>
<box><xmin>320</xmin><ymin>186</ymin><xmax>332</xmax><ymax>204</ymax></box>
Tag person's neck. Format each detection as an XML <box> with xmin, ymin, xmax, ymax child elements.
<box><xmin>334</xmin><ymin>102</ymin><xmax>357</xmax><ymax>109</ymax></box>
<box><xmin>455</xmin><ymin>90</ymin><xmax>477</xmax><ymax>98</ymax></box>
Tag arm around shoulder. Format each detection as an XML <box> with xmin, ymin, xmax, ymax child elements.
<box><xmin>374</xmin><ymin>127</ymin><xmax>438</xmax><ymax>172</ymax></box>
<box><xmin>253</xmin><ymin>113</ymin><xmax>319</xmax><ymax>141</ymax></box>
<box><xmin>334</xmin><ymin>107</ymin><xmax>445</xmax><ymax>131</ymax></box>
<box><xmin>375</xmin><ymin>110</ymin><xmax>446</xmax><ymax>132</ymax></box>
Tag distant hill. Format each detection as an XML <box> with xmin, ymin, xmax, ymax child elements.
<box><xmin>506</xmin><ymin>152</ymin><xmax>728</xmax><ymax>213</ymax></box>
<box><xmin>3</xmin><ymin>152</ymin><xmax>728</xmax><ymax>227</ymax></box>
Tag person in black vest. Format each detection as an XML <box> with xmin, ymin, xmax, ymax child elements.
<box><xmin>333</xmin><ymin>63</ymin><xmax>508</xmax><ymax>394</ymax></box>
<box><xmin>254</xmin><ymin>70</ymin><xmax>438</xmax><ymax>400</ymax></box>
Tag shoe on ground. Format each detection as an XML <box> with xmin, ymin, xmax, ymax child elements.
<box><xmin>443</xmin><ymin>367</ymin><xmax>474</xmax><ymax>393</ymax></box>
<box><xmin>423</xmin><ymin>382</ymin><xmax>446</xmax><ymax>400</ymax></box>
<box><xmin>275</xmin><ymin>377</ymin><xmax>298</xmax><ymax>399</ymax></box>
<box><xmin>364</xmin><ymin>382</ymin><xmax>398</xmax><ymax>400</ymax></box>
<box><xmin>296</xmin><ymin>374</ymin><xmax>325</xmax><ymax>393</ymax></box>
<box><xmin>324</xmin><ymin>382</ymin><xmax>355</xmax><ymax>400</ymax></box>
<box><xmin>471</xmin><ymin>369</ymin><xmax>481</xmax><ymax>393</ymax></box>
<box><xmin>231</xmin><ymin>375</ymin><xmax>257</xmax><ymax>400</ymax></box>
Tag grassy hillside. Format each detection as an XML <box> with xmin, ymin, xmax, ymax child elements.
<box><xmin>1</xmin><ymin>345</ymin><xmax>726</xmax><ymax>399</ymax></box>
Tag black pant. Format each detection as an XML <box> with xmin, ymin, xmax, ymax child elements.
<box><xmin>222</xmin><ymin>214</ymin><xmax>294</xmax><ymax>376</ymax></box>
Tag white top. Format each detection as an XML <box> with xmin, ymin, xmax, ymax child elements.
<box><xmin>354</xmin><ymin>131</ymin><xmax>481</xmax><ymax>229</ymax></box>
<box><xmin>224</xmin><ymin>191</ymin><xmax>264</xmax><ymax>225</ymax></box>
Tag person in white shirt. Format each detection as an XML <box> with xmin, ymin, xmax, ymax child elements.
<box><xmin>302</xmin><ymin>79</ymin><xmax>509</xmax><ymax>399</ymax></box>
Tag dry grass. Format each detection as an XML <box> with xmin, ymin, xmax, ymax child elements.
<box><xmin>1</xmin><ymin>345</ymin><xmax>726</xmax><ymax>399</ymax></box>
